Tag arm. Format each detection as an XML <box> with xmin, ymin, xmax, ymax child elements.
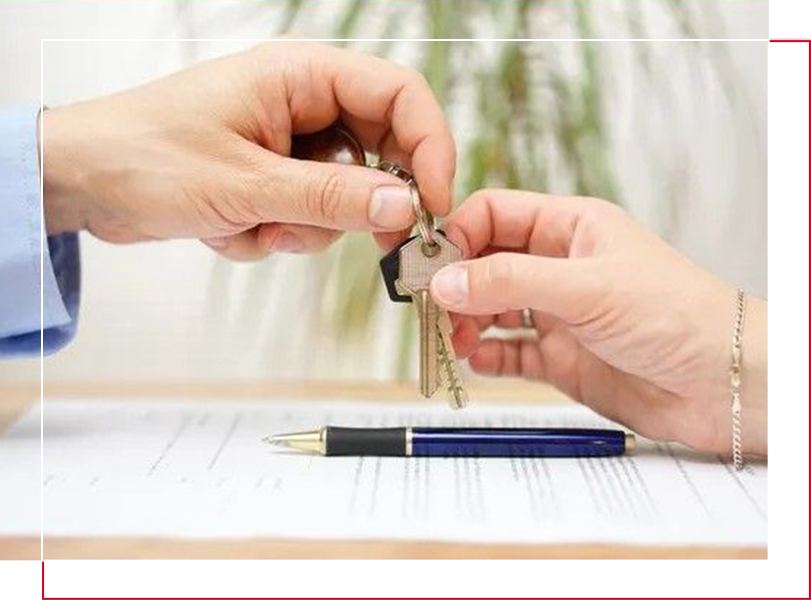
<box><xmin>2</xmin><ymin>42</ymin><xmax>453</xmax><ymax>358</ymax></box>
<box><xmin>41</xmin><ymin>41</ymin><xmax>455</xmax><ymax>259</ymax></box>
<box><xmin>0</xmin><ymin>107</ymin><xmax>80</xmax><ymax>359</ymax></box>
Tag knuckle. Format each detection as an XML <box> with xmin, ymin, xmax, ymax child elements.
<box><xmin>396</xmin><ymin>63</ymin><xmax>428</xmax><ymax>88</ymax></box>
<box><xmin>581</xmin><ymin>195</ymin><xmax>626</xmax><ymax>219</ymax></box>
<box><xmin>186</xmin><ymin>184</ymin><xmax>249</xmax><ymax>235</ymax></box>
<box><xmin>599</xmin><ymin>200</ymin><xmax>627</xmax><ymax>220</ymax></box>
<box><xmin>409</xmin><ymin>69</ymin><xmax>431</xmax><ymax>90</ymax></box>
<box><xmin>304</xmin><ymin>171</ymin><xmax>346</xmax><ymax>225</ymax></box>
<box><xmin>465</xmin><ymin>189</ymin><xmax>490</xmax><ymax>205</ymax></box>
<box><xmin>466</xmin><ymin>188</ymin><xmax>506</xmax><ymax>207</ymax></box>
<box><xmin>576</xmin><ymin>196</ymin><xmax>628</xmax><ymax>237</ymax></box>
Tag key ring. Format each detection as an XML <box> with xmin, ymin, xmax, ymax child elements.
<box><xmin>376</xmin><ymin>160</ymin><xmax>412</xmax><ymax>183</ymax></box>
<box><xmin>377</xmin><ymin>161</ymin><xmax>437</xmax><ymax>249</ymax></box>
<box><xmin>409</xmin><ymin>186</ymin><xmax>437</xmax><ymax>249</ymax></box>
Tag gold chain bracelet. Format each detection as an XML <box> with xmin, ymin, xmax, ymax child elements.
<box><xmin>729</xmin><ymin>289</ymin><xmax>746</xmax><ymax>470</ymax></box>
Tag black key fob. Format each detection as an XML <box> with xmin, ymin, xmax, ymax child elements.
<box><xmin>379</xmin><ymin>231</ymin><xmax>449</xmax><ymax>304</ymax></box>
<box><xmin>379</xmin><ymin>236</ymin><xmax>416</xmax><ymax>303</ymax></box>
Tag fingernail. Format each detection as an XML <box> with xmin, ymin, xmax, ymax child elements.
<box><xmin>369</xmin><ymin>185</ymin><xmax>413</xmax><ymax>229</ymax></box>
<box><xmin>273</xmin><ymin>232</ymin><xmax>301</xmax><ymax>253</ymax></box>
<box><xmin>202</xmin><ymin>237</ymin><xmax>228</xmax><ymax>249</ymax></box>
<box><xmin>432</xmin><ymin>265</ymin><xmax>469</xmax><ymax>307</ymax></box>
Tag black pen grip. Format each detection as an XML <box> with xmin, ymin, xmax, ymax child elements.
<box><xmin>326</xmin><ymin>426</ymin><xmax>406</xmax><ymax>456</ymax></box>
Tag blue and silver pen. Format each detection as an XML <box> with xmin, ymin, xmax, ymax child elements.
<box><xmin>264</xmin><ymin>426</ymin><xmax>634</xmax><ymax>458</ymax></box>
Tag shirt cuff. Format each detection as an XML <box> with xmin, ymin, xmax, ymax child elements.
<box><xmin>42</xmin><ymin>232</ymin><xmax>81</xmax><ymax>356</ymax></box>
<box><xmin>0</xmin><ymin>107</ymin><xmax>81</xmax><ymax>358</ymax></box>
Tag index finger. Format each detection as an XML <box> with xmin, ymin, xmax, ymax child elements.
<box><xmin>282</xmin><ymin>42</ymin><xmax>456</xmax><ymax>217</ymax></box>
<box><xmin>440</xmin><ymin>190</ymin><xmax>597</xmax><ymax>259</ymax></box>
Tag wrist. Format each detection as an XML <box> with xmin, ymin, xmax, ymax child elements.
<box><xmin>704</xmin><ymin>291</ymin><xmax>767</xmax><ymax>457</ymax></box>
<box><xmin>680</xmin><ymin>281</ymin><xmax>767</xmax><ymax>457</ymax></box>
<box><xmin>741</xmin><ymin>296</ymin><xmax>768</xmax><ymax>456</ymax></box>
<box><xmin>41</xmin><ymin>107</ymin><xmax>90</xmax><ymax>235</ymax></box>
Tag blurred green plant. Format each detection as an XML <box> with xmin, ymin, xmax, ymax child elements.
<box><xmin>193</xmin><ymin>0</ymin><xmax>716</xmax><ymax>380</ymax></box>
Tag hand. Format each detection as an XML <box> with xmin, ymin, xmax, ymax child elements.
<box><xmin>42</xmin><ymin>41</ymin><xmax>455</xmax><ymax>260</ymax></box>
<box><xmin>430</xmin><ymin>190</ymin><xmax>767</xmax><ymax>455</ymax></box>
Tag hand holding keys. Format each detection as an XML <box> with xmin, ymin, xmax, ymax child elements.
<box><xmin>293</xmin><ymin>123</ymin><xmax>468</xmax><ymax>410</ymax></box>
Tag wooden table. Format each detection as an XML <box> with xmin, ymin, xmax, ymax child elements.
<box><xmin>1</xmin><ymin>382</ymin><xmax>766</xmax><ymax>560</ymax></box>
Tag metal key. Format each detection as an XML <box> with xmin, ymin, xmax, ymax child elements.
<box><xmin>413</xmin><ymin>289</ymin><xmax>440</xmax><ymax>397</ymax></box>
<box><xmin>384</xmin><ymin>190</ymin><xmax>468</xmax><ymax>409</ymax></box>
<box><xmin>396</xmin><ymin>236</ymin><xmax>449</xmax><ymax>393</ymax></box>
<box><xmin>437</xmin><ymin>310</ymin><xmax>468</xmax><ymax>409</ymax></box>
<box><xmin>397</xmin><ymin>233</ymin><xmax>468</xmax><ymax>410</ymax></box>
<box><xmin>289</xmin><ymin>124</ymin><xmax>467</xmax><ymax>407</ymax></box>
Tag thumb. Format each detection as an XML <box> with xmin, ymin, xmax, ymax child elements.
<box><xmin>250</xmin><ymin>152</ymin><xmax>417</xmax><ymax>232</ymax></box>
<box><xmin>430</xmin><ymin>252</ymin><xmax>600</xmax><ymax>323</ymax></box>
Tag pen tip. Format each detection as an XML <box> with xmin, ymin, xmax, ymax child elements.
<box><xmin>261</xmin><ymin>430</ymin><xmax>325</xmax><ymax>454</ymax></box>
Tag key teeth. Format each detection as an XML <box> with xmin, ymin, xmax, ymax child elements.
<box><xmin>437</xmin><ymin>329</ymin><xmax>468</xmax><ymax>410</ymax></box>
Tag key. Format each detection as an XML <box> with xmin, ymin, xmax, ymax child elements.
<box><xmin>396</xmin><ymin>235</ymin><xmax>450</xmax><ymax>402</ymax></box>
<box><xmin>437</xmin><ymin>310</ymin><xmax>468</xmax><ymax>409</ymax></box>
<box><xmin>381</xmin><ymin>234</ymin><xmax>467</xmax><ymax>405</ymax></box>
<box><xmin>375</xmin><ymin>158</ymin><xmax>468</xmax><ymax>408</ymax></box>
<box><xmin>414</xmin><ymin>289</ymin><xmax>440</xmax><ymax>397</ymax></box>
<box><xmin>290</xmin><ymin>123</ymin><xmax>467</xmax><ymax>406</ymax></box>
<box><xmin>396</xmin><ymin>234</ymin><xmax>468</xmax><ymax>410</ymax></box>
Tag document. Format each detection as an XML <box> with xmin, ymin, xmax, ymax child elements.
<box><xmin>2</xmin><ymin>399</ymin><xmax>766</xmax><ymax>546</ymax></box>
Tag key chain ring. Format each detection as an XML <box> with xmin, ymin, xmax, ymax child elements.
<box><xmin>377</xmin><ymin>161</ymin><xmax>437</xmax><ymax>249</ymax></box>
<box><xmin>377</xmin><ymin>161</ymin><xmax>412</xmax><ymax>183</ymax></box>
<box><xmin>410</xmin><ymin>186</ymin><xmax>437</xmax><ymax>249</ymax></box>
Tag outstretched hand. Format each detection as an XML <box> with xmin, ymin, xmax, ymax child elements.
<box><xmin>42</xmin><ymin>41</ymin><xmax>456</xmax><ymax>260</ymax></box>
<box><xmin>430</xmin><ymin>190</ymin><xmax>767</xmax><ymax>455</ymax></box>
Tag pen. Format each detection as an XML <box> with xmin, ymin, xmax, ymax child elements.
<box><xmin>264</xmin><ymin>426</ymin><xmax>635</xmax><ymax>458</ymax></box>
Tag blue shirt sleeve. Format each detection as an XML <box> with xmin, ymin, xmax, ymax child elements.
<box><xmin>0</xmin><ymin>107</ymin><xmax>81</xmax><ymax>358</ymax></box>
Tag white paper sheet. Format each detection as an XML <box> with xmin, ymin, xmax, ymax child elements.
<box><xmin>0</xmin><ymin>405</ymin><xmax>40</xmax><ymax>536</ymax></box>
<box><xmin>2</xmin><ymin>399</ymin><xmax>766</xmax><ymax>546</ymax></box>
